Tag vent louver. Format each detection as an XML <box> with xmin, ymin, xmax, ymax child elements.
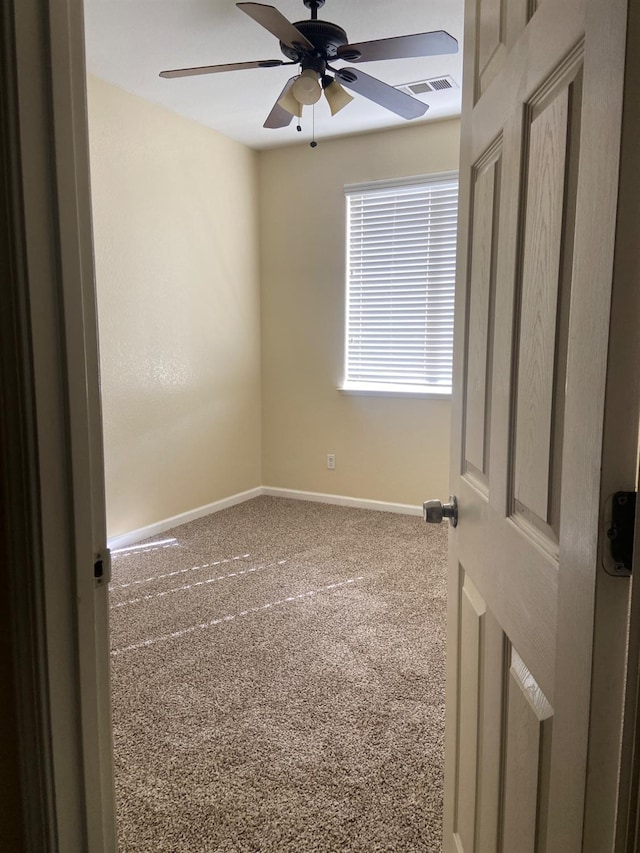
<box><xmin>428</xmin><ymin>77</ymin><xmax>453</xmax><ymax>91</ymax></box>
<box><xmin>397</xmin><ymin>75</ymin><xmax>457</xmax><ymax>97</ymax></box>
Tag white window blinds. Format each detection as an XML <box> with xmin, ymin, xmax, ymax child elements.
<box><xmin>345</xmin><ymin>173</ymin><xmax>458</xmax><ymax>393</ymax></box>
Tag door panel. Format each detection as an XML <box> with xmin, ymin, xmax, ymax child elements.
<box><xmin>455</xmin><ymin>571</ymin><xmax>486</xmax><ymax>851</ymax></box>
<box><xmin>501</xmin><ymin>648</ymin><xmax>553</xmax><ymax>853</ymax></box>
<box><xmin>475</xmin><ymin>608</ymin><xmax>506</xmax><ymax>853</ymax></box>
<box><xmin>514</xmin><ymin>88</ymin><xmax>569</xmax><ymax>525</ymax></box>
<box><xmin>512</xmin><ymin>63</ymin><xmax>582</xmax><ymax>553</ymax></box>
<box><xmin>464</xmin><ymin>145</ymin><xmax>501</xmax><ymax>490</ymax></box>
<box><xmin>452</xmin><ymin>569</ymin><xmax>555</xmax><ymax>853</ymax></box>
<box><xmin>445</xmin><ymin>0</ymin><xmax>629</xmax><ymax>849</ymax></box>
<box><xmin>477</xmin><ymin>0</ymin><xmax>506</xmax><ymax>97</ymax></box>
<box><xmin>477</xmin><ymin>0</ymin><xmax>532</xmax><ymax>99</ymax></box>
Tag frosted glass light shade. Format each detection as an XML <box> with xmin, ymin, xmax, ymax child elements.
<box><xmin>291</xmin><ymin>69</ymin><xmax>322</xmax><ymax>106</ymax></box>
<box><xmin>324</xmin><ymin>79</ymin><xmax>354</xmax><ymax>115</ymax></box>
<box><xmin>278</xmin><ymin>86</ymin><xmax>302</xmax><ymax>117</ymax></box>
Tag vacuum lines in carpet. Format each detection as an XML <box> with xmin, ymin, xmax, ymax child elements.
<box><xmin>109</xmin><ymin>496</ymin><xmax>448</xmax><ymax>852</ymax></box>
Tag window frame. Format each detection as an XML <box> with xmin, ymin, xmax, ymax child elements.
<box><xmin>340</xmin><ymin>172</ymin><xmax>459</xmax><ymax>399</ymax></box>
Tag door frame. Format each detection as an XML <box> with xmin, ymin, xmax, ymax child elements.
<box><xmin>2</xmin><ymin>0</ymin><xmax>639</xmax><ymax>850</ymax></box>
<box><xmin>606</xmin><ymin>2</ymin><xmax>640</xmax><ymax>848</ymax></box>
<box><xmin>1</xmin><ymin>0</ymin><xmax>114</xmax><ymax>849</ymax></box>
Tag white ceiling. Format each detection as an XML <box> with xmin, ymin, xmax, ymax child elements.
<box><xmin>83</xmin><ymin>0</ymin><xmax>464</xmax><ymax>150</ymax></box>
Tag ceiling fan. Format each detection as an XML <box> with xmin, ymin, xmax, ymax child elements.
<box><xmin>159</xmin><ymin>0</ymin><xmax>458</xmax><ymax>133</ymax></box>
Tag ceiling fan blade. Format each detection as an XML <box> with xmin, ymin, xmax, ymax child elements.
<box><xmin>264</xmin><ymin>77</ymin><xmax>298</xmax><ymax>128</ymax></box>
<box><xmin>237</xmin><ymin>3</ymin><xmax>314</xmax><ymax>50</ymax></box>
<box><xmin>337</xmin><ymin>31</ymin><xmax>458</xmax><ymax>63</ymax></box>
<box><xmin>336</xmin><ymin>68</ymin><xmax>429</xmax><ymax>119</ymax></box>
<box><xmin>160</xmin><ymin>59</ymin><xmax>284</xmax><ymax>78</ymax></box>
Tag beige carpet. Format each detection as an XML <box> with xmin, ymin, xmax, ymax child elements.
<box><xmin>109</xmin><ymin>496</ymin><xmax>448</xmax><ymax>852</ymax></box>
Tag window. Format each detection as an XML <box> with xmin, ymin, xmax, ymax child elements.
<box><xmin>343</xmin><ymin>173</ymin><xmax>459</xmax><ymax>397</ymax></box>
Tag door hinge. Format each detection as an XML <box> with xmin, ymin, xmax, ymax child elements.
<box><xmin>604</xmin><ymin>491</ymin><xmax>636</xmax><ymax>577</ymax></box>
<box><xmin>94</xmin><ymin>548</ymin><xmax>112</xmax><ymax>586</ymax></box>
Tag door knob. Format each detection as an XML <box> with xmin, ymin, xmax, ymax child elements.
<box><xmin>423</xmin><ymin>495</ymin><xmax>458</xmax><ymax>527</ymax></box>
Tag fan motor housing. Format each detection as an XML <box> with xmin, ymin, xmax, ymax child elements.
<box><xmin>280</xmin><ymin>19</ymin><xmax>349</xmax><ymax>61</ymax></box>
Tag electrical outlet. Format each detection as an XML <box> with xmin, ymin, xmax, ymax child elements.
<box><xmin>327</xmin><ymin>453</ymin><xmax>336</xmax><ymax>470</ymax></box>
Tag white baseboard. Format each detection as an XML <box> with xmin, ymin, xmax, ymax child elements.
<box><xmin>262</xmin><ymin>487</ymin><xmax>423</xmax><ymax>516</ymax></box>
<box><xmin>108</xmin><ymin>485</ymin><xmax>422</xmax><ymax>549</ymax></box>
<box><xmin>107</xmin><ymin>487</ymin><xmax>263</xmax><ymax>550</ymax></box>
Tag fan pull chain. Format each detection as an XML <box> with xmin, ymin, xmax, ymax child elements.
<box><xmin>310</xmin><ymin>104</ymin><xmax>317</xmax><ymax>148</ymax></box>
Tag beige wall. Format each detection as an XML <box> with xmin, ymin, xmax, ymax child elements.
<box><xmin>259</xmin><ymin>120</ymin><xmax>459</xmax><ymax>505</ymax></box>
<box><xmin>89</xmin><ymin>80</ymin><xmax>459</xmax><ymax>535</ymax></box>
<box><xmin>87</xmin><ymin>77</ymin><xmax>262</xmax><ymax>537</ymax></box>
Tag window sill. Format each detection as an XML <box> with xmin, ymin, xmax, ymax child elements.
<box><xmin>338</xmin><ymin>383</ymin><xmax>452</xmax><ymax>400</ymax></box>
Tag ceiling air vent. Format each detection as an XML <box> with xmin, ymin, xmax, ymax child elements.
<box><xmin>397</xmin><ymin>75</ymin><xmax>458</xmax><ymax>96</ymax></box>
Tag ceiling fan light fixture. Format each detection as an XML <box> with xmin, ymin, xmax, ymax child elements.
<box><xmin>291</xmin><ymin>68</ymin><xmax>322</xmax><ymax>105</ymax></box>
<box><xmin>160</xmin><ymin>1</ymin><xmax>459</xmax><ymax>134</ymax></box>
<box><xmin>277</xmin><ymin>85</ymin><xmax>303</xmax><ymax>116</ymax></box>
<box><xmin>323</xmin><ymin>78</ymin><xmax>354</xmax><ymax>115</ymax></box>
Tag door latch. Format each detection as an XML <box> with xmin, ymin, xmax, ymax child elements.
<box><xmin>604</xmin><ymin>492</ymin><xmax>636</xmax><ymax>577</ymax></box>
<box><xmin>94</xmin><ymin>548</ymin><xmax>112</xmax><ymax>586</ymax></box>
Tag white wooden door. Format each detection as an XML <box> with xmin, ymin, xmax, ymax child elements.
<box><xmin>443</xmin><ymin>0</ymin><xmax>632</xmax><ymax>850</ymax></box>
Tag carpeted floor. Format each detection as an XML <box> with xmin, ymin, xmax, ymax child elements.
<box><xmin>109</xmin><ymin>496</ymin><xmax>448</xmax><ymax>852</ymax></box>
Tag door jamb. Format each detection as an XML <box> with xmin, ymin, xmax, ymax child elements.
<box><xmin>593</xmin><ymin>0</ymin><xmax>640</xmax><ymax>847</ymax></box>
<box><xmin>2</xmin><ymin>0</ymin><xmax>115</xmax><ymax>849</ymax></box>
